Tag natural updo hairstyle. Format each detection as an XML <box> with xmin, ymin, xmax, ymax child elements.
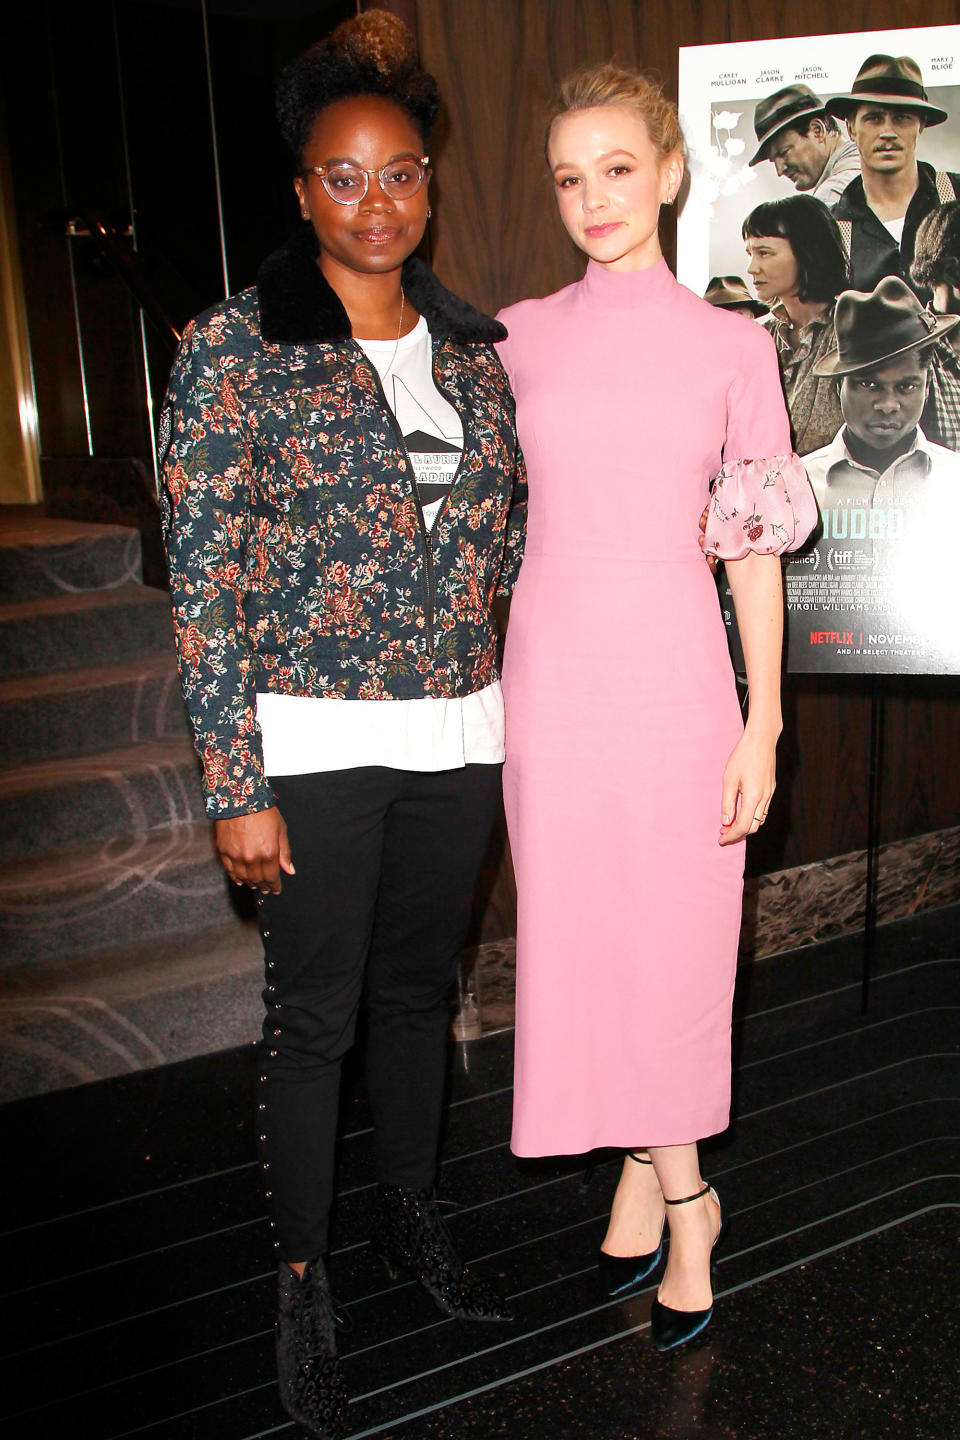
<box><xmin>742</xmin><ymin>196</ymin><xmax>849</xmax><ymax>305</ymax></box>
<box><xmin>276</xmin><ymin>9</ymin><xmax>440</xmax><ymax>170</ymax></box>
<box><xmin>545</xmin><ymin>61</ymin><xmax>685</xmax><ymax>161</ymax></box>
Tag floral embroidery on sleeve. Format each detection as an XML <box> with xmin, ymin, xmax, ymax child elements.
<box><xmin>704</xmin><ymin>454</ymin><xmax>819</xmax><ymax>561</ymax></box>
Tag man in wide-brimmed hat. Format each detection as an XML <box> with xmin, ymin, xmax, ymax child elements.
<box><xmin>802</xmin><ymin>276</ymin><xmax>960</xmax><ymax>670</ymax></box>
<box><xmin>750</xmin><ymin>83</ymin><xmax>860</xmax><ymax>204</ymax></box>
<box><xmin>804</xmin><ymin>276</ymin><xmax>959</xmax><ymax>502</ymax></box>
<box><xmin>828</xmin><ymin>55</ymin><xmax>959</xmax><ymax>298</ymax></box>
<box><xmin>702</xmin><ymin>275</ymin><xmax>768</xmax><ymax>318</ymax></box>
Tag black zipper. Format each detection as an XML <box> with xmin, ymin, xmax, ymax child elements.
<box><xmin>425</xmin><ymin>341</ymin><xmax>469</xmax><ymax>535</ymax></box>
<box><xmin>351</xmin><ymin>335</ymin><xmax>469</xmax><ymax>661</ymax></box>
<box><xmin>354</xmin><ymin>341</ymin><xmax>436</xmax><ymax>656</ymax></box>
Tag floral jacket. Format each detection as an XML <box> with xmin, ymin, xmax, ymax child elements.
<box><xmin>159</xmin><ymin>226</ymin><xmax>527</xmax><ymax>817</ymax></box>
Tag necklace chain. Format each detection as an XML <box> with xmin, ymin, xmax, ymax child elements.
<box><xmin>380</xmin><ymin>289</ymin><xmax>406</xmax><ymax>384</ymax></box>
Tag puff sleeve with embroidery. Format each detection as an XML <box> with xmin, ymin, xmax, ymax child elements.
<box><xmin>703</xmin><ymin>324</ymin><xmax>819</xmax><ymax>561</ymax></box>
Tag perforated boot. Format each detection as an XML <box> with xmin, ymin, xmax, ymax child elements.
<box><xmin>373</xmin><ymin>1183</ymin><xmax>514</xmax><ymax>1321</ymax></box>
<box><xmin>276</xmin><ymin>1258</ymin><xmax>348</xmax><ymax>1438</ymax></box>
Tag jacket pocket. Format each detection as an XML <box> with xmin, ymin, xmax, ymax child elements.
<box><xmin>243</xmin><ymin>363</ymin><xmax>347</xmax><ymax>441</ymax></box>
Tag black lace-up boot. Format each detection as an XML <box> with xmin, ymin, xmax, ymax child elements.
<box><xmin>276</xmin><ymin>1258</ymin><xmax>348</xmax><ymax>1439</ymax></box>
<box><xmin>373</xmin><ymin>1183</ymin><xmax>514</xmax><ymax>1322</ymax></box>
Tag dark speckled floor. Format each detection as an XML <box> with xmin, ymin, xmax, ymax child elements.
<box><xmin>1</xmin><ymin>905</ymin><xmax>958</xmax><ymax>1440</ymax></box>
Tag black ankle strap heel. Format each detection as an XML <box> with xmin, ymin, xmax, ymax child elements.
<box><xmin>650</xmin><ymin>1183</ymin><xmax>725</xmax><ymax>1353</ymax></box>
<box><xmin>663</xmin><ymin>1181</ymin><xmax>711</xmax><ymax>1206</ymax></box>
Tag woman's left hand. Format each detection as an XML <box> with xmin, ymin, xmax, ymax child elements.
<box><xmin>718</xmin><ymin>727</ymin><xmax>778</xmax><ymax>845</ymax></box>
<box><xmin>697</xmin><ymin>502</ymin><xmax>718</xmax><ymax>575</ymax></box>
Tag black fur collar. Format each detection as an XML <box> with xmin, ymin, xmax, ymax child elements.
<box><xmin>257</xmin><ymin>224</ymin><xmax>506</xmax><ymax>346</ymax></box>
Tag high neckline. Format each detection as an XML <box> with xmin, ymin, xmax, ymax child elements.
<box><xmin>580</xmin><ymin>256</ymin><xmax>675</xmax><ymax>308</ymax></box>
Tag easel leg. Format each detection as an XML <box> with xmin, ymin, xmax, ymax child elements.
<box><xmin>861</xmin><ymin>676</ymin><xmax>885</xmax><ymax>1016</ymax></box>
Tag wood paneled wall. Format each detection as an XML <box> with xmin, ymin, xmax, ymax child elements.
<box><xmin>418</xmin><ymin>0</ymin><xmax>731</xmax><ymax>315</ymax></box>
<box><xmin>419</xmin><ymin>0</ymin><xmax>960</xmax><ymax>881</ymax></box>
<box><xmin>0</xmin><ymin>113</ymin><xmax>41</xmax><ymax>503</ymax></box>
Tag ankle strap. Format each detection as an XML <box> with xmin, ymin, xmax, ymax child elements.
<box><xmin>664</xmin><ymin>1181</ymin><xmax>710</xmax><ymax>1206</ymax></box>
<box><xmin>627</xmin><ymin>1151</ymin><xmax>654</xmax><ymax>1165</ymax></box>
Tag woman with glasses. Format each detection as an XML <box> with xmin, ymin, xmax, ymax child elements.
<box><xmin>159</xmin><ymin>12</ymin><xmax>524</xmax><ymax>1436</ymax></box>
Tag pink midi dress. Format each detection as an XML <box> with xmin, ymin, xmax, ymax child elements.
<box><xmin>496</xmin><ymin>258</ymin><xmax>817</xmax><ymax>1157</ymax></box>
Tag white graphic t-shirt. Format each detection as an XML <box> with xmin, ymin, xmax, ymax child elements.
<box><xmin>366</xmin><ymin>316</ymin><xmax>463</xmax><ymax>530</ymax></box>
<box><xmin>255</xmin><ymin>315</ymin><xmax>504</xmax><ymax>777</ymax></box>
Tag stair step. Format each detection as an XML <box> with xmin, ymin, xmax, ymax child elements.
<box><xmin>0</xmin><ymin>518</ymin><xmax>144</xmax><ymax>601</ymax></box>
<box><xmin>0</xmin><ymin>822</ymin><xmax>250</xmax><ymax>967</ymax></box>
<box><xmin>0</xmin><ymin>738</ymin><xmax>204</xmax><ymax>860</ymax></box>
<box><xmin>0</xmin><ymin>918</ymin><xmax>264</xmax><ymax>1100</ymax></box>
<box><xmin>0</xmin><ymin>654</ymin><xmax>190</xmax><ymax>765</ymax></box>
<box><xmin>0</xmin><ymin>585</ymin><xmax>174</xmax><ymax>678</ymax></box>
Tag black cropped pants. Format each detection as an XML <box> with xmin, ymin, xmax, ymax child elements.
<box><xmin>256</xmin><ymin>764</ymin><xmax>501</xmax><ymax>1261</ymax></box>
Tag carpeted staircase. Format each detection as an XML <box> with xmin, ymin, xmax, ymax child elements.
<box><xmin>0</xmin><ymin>511</ymin><xmax>263</xmax><ymax>1100</ymax></box>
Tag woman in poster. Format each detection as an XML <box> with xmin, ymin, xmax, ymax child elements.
<box><xmin>160</xmin><ymin>12</ymin><xmax>523</xmax><ymax>1436</ymax></box>
<box><xmin>742</xmin><ymin>194</ymin><xmax>849</xmax><ymax>454</ymax></box>
<box><xmin>912</xmin><ymin>202</ymin><xmax>960</xmax><ymax>450</ymax></box>
<box><xmin>496</xmin><ymin>63</ymin><xmax>817</xmax><ymax>1352</ymax></box>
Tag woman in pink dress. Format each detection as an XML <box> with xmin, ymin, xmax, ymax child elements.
<box><xmin>495</xmin><ymin>64</ymin><xmax>817</xmax><ymax>1351</ymax></box>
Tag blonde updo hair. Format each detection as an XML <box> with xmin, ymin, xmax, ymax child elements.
<box><xmin>546</xmin><ymin>61</ymin><xmax>685</xmax><ymax>161</ymax></box>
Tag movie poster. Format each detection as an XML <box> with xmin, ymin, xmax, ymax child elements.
<box><xmin>678</xmin><ymin>28</ymin><xmax>960</xmax><ymax>675</ymax></box>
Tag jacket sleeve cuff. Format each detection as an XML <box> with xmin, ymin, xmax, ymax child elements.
<box><xmin>199</xmin><ymin>734</ymin><xmax>276</xmax><ymax>818</ymax></box>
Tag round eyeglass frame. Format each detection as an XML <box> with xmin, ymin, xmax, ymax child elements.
<box><xmin>302</xmin><ymin>156</ymin><xmax>431</xmax><ymax>205</ymax></box>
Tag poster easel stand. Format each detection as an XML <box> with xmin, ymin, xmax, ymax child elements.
<box><xmin>860</xmin><ymin>675</ymin><xmax>885</xmax><ymax>1016</ymax></box>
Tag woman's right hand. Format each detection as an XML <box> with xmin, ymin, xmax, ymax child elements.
<box><xmin>215</xmin><ymin>807</ymin><xmax>295</xmax><ymax>894</ymax></box>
